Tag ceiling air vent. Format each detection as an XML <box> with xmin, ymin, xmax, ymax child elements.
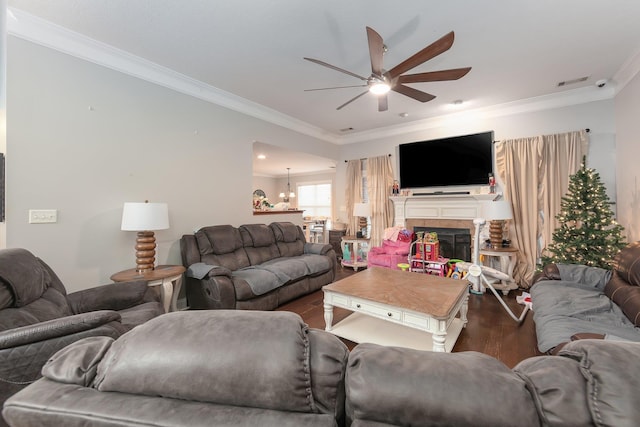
<box><xmin>557</xmin><ymin>76</ymin><xmax>589</xmax><ymax>87</ymax></box>
<box><xmin>340</xmin><ymin>127</ymin><xmax>354</xmax><ymax>132</ymax></box>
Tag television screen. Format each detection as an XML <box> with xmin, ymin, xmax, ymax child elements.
<box><xmin>398</xmin><ymin>131</ymin><xmax>494</xmax><ymax>189</ymax></box>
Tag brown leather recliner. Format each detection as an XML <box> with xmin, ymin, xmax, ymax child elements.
<box><xmin>0</xmin><ymin>248</ymin><xmax>164</xmax><ymax>422</ymax></box>
<box><xmin>531</xmin><ymin>241</ymin><xmax>640</xmax><ymax>353</ymax></box>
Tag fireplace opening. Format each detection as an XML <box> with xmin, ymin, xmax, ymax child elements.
<box><xmin>413</xmin><ymin>227</ymin><xmax>471</xmax><ymax>261</ymax></box>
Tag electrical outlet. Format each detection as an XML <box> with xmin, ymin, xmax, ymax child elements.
<box><xmin>29</xmin><ymin>209</ymin><xmax>58</xmax><ymax>224</ymax></box>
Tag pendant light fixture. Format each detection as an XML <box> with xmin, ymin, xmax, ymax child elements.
<box><xmin>279</xmin><ymin>168</ymin><xmax>296</xmax><ymax>202</ymax></box>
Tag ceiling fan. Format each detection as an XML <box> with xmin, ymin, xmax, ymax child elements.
<box><xmin>304</xmin><ymin>27</ymin><xmax>471</xmax><ymax>112</ymax></box>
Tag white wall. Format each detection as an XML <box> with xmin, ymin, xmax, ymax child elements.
<box><xmin>7</xmin><ymin>37</ymin><xmax>339</xmax><ymax>291</ymax></box>
<box><xmin>615</xmin><ymin>72</ymin><xmax>640</xmax><ymax>241</ymax></box>
<box><xmin>336</xmin><ymin>99</ymin><xmax>616</xmax><ymax>219</ymax></box>
<box><xmin>0</xmin><ymin>1</ymin><xmax>6</xmax><ymax>247</ymax></box>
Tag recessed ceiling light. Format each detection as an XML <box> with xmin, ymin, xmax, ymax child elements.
<box><xmin>257</xmin><ymin>154</ymin><xmax>266</xmax><ymax>160</ymax></box>
<box><xmin>399</xmin><ymin>112</ymin><xmax>409</xmax><ymax>118</ymax></box>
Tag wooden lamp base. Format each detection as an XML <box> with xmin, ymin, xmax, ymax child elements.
<box><xmin>135</xmin><ymin>231</ymin><xmax>156</xmax><ymax>273</ymax></box>
<box><xmin>489</xmin><ymin>220</ymin><xmax>504</xmax><ymax>249</ymax></box>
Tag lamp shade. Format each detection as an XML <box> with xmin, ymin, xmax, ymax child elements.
<box><xmin>121</xmin><ymin>202</ymin><xmax>170</xmax><ymax>231</ymax></box>
<box><xmin>484</xmin><ymin>200</ymin><xmax>513</xmax><ymax>221</ymax></box>
<box><xmin>353</xmin><ymin>203</ymin><xmax>371</xmax><ymax>217</ymax></box>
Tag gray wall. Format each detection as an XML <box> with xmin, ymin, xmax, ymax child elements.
<box><xmin>615</xmin><ymin>71</ymin><xmax>640</xmax><ymax>241</ymax></box>
<box><xmin>7</xmin><ymin>37</ymin><xmax>338</xmax><ymax>292</ymax></box>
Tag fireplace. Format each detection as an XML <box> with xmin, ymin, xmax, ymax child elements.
<box><xmin>391</xmin><ymin>193</ymin><xmax>494</xmax><ymax>261</ymax></box>
<box><xmin>413</xmin><ymin>227</ymin><xmax>471</xmax><ymax>261</ymax></box>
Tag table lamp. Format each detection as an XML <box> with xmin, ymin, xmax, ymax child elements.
<box><xmin>353</xmin><ymin>203</ymin><xmax>371</xmax><ymax>238</ymax></box>
<box><xmin>121</xmin><ymin>201</ymin><xmax>170</xmax><ymax>272</ymax></box>
<box><xmin>485</xmin><ymin>200</ymin><xmax>513</xmax><ymax>249</ymax></box>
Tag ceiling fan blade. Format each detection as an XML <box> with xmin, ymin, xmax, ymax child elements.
<box><xmin>366</xmin><ymin>26</ymin><xmax>385</xmax><ymax>76</ymax></box>
<box><xmin>304</xmin><ymin>57</ymin><xmax>368</xmax><ymax>81</ymax></box>
<box><xmin>337</xmin><ymin>90</ymin><xmax>369</xmax><ymax>110</ymax></box>
<box><xmin>378</xmin><ymin>95</ymin><xmax>388</xmax><ymax>112</ymax></box>
<box><xmin>388</xmin><ymin>31</ymin><xmax>455</xmax><ymax>78</ymax></box>
<box><xmin>392</xmin><ymin>84</ymin><xmax>436</xmax><ymax>103</ymax></box>
<box><xmin>398</xmin><ymin>67</ymin><xmax>472</xmax><ymax>84</ymax></box>
<box><xmin>304</xmin><ymin>84</ymin><xmax>367</xmax><ymax>92</ymax></box>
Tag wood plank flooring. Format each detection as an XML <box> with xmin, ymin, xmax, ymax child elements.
<box><xmin>277</xmin><ymin>267</ymin><xmax>542</xmax><ymax>368</ymax></box>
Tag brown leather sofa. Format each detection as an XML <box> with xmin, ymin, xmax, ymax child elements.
<box><xmin>531</xmin><ymin>241</ymin><xmax>640</xmax><ymax>353</ymax></box>
<box><xmin>180</xmin><ymin>222</ymin><xmax>337</xmax><ymax>310</ymax></box>
<box><xmin>4</xmin><ymin>310</ymin><xmax>640</xmax><ymax>426</ymax></box>
<box><xmin>0</xmin><ymin>248</ymin><xmax>164</xmax><ymax>423</ymax></box>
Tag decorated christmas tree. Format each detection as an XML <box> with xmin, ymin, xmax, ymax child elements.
<box><xmin>541</xmin><ymin>159</ymin><xmax>625</xmax><ymax>268</ymax></box>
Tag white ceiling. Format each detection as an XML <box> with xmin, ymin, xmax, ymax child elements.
<box><xmin>7</xmin><ymin>1</ymin><xmax>640</xmax><ymax>176</ymax></box>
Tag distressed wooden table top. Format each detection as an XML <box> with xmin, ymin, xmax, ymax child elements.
<box><xmin>323</xmin><ymin>267</ymin><xmax>469</xmax><ymax>318</ymax></box>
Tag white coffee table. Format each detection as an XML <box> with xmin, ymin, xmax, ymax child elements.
<box><xmin>323</xmin><ymin>267</ymin><xmax>469</xmax><ymax>352</ymax></box>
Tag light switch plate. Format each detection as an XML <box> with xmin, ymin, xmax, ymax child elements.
<box><xmin>29</xmin><ymin>209</ymin><xmax>58</xmax><ymax>224</ymax></box>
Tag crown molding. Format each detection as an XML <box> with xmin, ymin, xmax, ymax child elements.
<box><xmin>613</xmin><ymin>46</ymin><xmax>640</xmax><ymax>93</ymax></box>
<box><xmin>7</xmin><ymin>8</ymin><xmax>340</xmax><ymax>144</ymax></box>
<box><xmin>338</xmin><ymin>85</ymin><xmax>615</xmax><ymax>144</ymax></box>
<box><xmin>7</xmin><ymin>8</ymin><xmax>620</xmax><ymax>147</ymax></box>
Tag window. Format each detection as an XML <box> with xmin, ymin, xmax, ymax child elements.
<box><xmin>297</xmin><ymin>181</ymin><xmax>332</xmax><ymax>218</ymax></box>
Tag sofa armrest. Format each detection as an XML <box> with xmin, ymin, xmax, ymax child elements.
<box><xmin>304</xmin><ymin>242</ymin><xmax>333</xmax><ymax>255</ymax></box>
<box><xmin>0</xmin><ymin>311</ymin><xmax>122</xmax><ymax>349</ymax></box>
<box><xmin>531</xmin><ymin>263</ymin><xmax>561</xmax><ymax>285</ymax></box>
<box><xmin>67</xmin><ymin>280</ymin><xmax>154</xmax><ymax>314</ymax></box>
<box><xmin>185</xmin><ymin>275</ymin><xmax>237</xmax><ymax>310</ymax></box>
<box><xmin>186</xmin><ymin>263</ymin><xmax>232</xmax><ymax>280</ymax></box>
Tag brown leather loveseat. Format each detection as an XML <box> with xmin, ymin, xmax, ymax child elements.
<box><xmin>180</xmin><ymin>222</ymin><xmax>337</xmax><ymax>310</ymax></box>
<box><xmin>531</xmin><ymin>241</ymin><xmax>640</xmax><ymax>353</ymax></box>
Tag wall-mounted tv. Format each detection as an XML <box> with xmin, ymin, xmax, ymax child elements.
<box><xmin>398</xmin><ymin>131</ymin><xmax>494</xmax><ymax>189</ymax></box>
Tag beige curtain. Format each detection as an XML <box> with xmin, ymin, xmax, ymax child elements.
<box><xmin>345</xmin><ymin>160</ymin><xmax>363</xmax><ymax>236</ymax></box>
<box><xmin>539</xmin><ymin>130</ymin><xmax>588</xmax><ymax>257</ymax></box>
<box><xmin>496</xmin><ymin>137</ymin><xmax>542</xmax><ymax>288</ymax></box>
<box><xmin>367</xmin><ymin>155</ymin><xmax>394</xmax><ymax>247</ymax></box>
<box><xmin>495</xmin><ymin>130</ymin><xmax>588</xmax><ymax>287</ymax></box>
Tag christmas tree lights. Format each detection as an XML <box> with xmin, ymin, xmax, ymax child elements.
<box><xmin>540</xmin><ymin>159</ymin><xmax>625</xmax><ymax>268</ymax></box>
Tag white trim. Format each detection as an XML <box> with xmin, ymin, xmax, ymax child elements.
<box><xmin>613</xmin><ymin>46</ymin><xmax>640</xmax><ymax>93</ymax></box>
<box><xmin>7</xmin><ymin>8</ymin><xmax>625</xmax><ymax>146</ymax></box>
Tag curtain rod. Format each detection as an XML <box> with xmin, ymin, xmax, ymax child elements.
<box><xmin>344</xmin><ymin>154</ymin><xmax>392</xmax><ymax>163</ymax></box>
<box><xmin>494</xmin><ymin>128</ymin><xmax>590</xmax><ymax>144</ymax></box>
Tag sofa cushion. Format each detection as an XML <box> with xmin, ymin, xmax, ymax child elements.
<box><xmin>94</xmin><ymin>311</ymin><xmax>318</xmax><ymax>413</ymax></box>
<box><xmin>604</xmin><ymin>241</ymin><xmax>640</xmax><ymax>326</ymax></box>
<box><xmin>531</xmin><ymin>281</ymin><xmax>640</xmax><ymax>352</ymax></box>
<box><xmin>605</xmin><ymin>271</ymin><xmax>640</xmax><ymax>326</ymax></box>
<box><xmin>514</xmin><ymin>355</ymin><xmax>593</xmax><ymax>426</ymax></box>
<box><xmin>195</xmin><ymin>225</ymin><xmax>250</xmax><ymax>271</ymax></box>
<box><xmin>271</xmin><ymin>222</ymin><xmax>305</xmax><ymax>258</ymax></box>
<box><xmin>558</xmin><ymin>340</ymin><xmax>640</xmax><ymax>427</ymax></box>
<box><xmin>240</xmin><ymin>224</ymin><xmax>280</xmax><ymax>265</ymax></box>
<box><xmin>346</xmin><ymin>344</ymin><xmax>539</xmax><ymax>427</ymax></box>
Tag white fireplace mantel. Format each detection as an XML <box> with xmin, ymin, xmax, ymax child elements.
<box><xmin>390</xmin><ymin>193</ymin><xmax>499</xmax><ymax>226</ymax></box>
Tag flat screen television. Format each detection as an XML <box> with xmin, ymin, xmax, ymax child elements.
<box><xmin>398</xmin><ymin>131</ymin><xmax>494</xmax><ymax>190</ymax></box>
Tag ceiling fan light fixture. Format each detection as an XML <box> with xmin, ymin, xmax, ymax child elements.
<box><xmin>369</xmin><ymin>82</ymin><xmax>391</xmax><ymax>95</ymax></box>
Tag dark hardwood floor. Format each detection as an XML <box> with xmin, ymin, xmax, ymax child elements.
<box><xmin>277</xmin><ymin>266</ymin><xmax>542</xmax><ymax>368</ymax></box>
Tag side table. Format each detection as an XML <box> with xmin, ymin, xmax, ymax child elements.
<box><xmin>341</xmin><ymin>236</ymin><xmax>370</xmax><ymax>271</ymax></box>
<box><xmin>479</xmin><ymin>247</ymin><xmax>519</xmax><ymax>295</ymax></box>
<box><xmin>111</xmin><ymin>265</ymin><xmax>186</xmax><ymax>312</ymax></box>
